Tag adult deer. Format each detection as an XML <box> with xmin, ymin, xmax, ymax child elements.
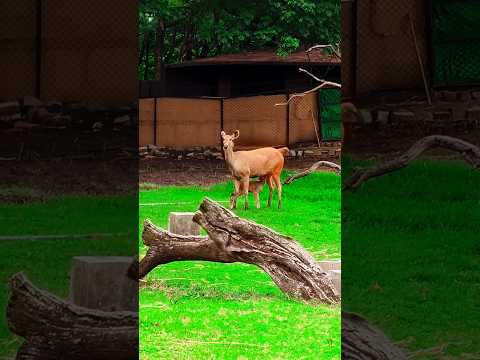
<box><xmin>221</xmin><ymin>130</ymin><xmax>288</xmax><ymax>209</ymax></box>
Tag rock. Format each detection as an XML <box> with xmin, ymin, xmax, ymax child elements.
<box><xmin>289</xmin><ymin>150</ymin><xmax>296</xmax><ymax>157</ymax></box>
<box><xmin>177</xmin><ymin>155</ymin><xmax>183</xmax><ymax>160</ymax></box>
<box><xmin>46</xmin><ymin>101</ymin><xmax>63</xmax><ymax>114</ymax></box>
<box><xmin>14</xmin><ymin>121</ymin><xmax>39</xmax><ymax>129</ymax></box>
<box><xmin>69</xmin><ymin>256</ymin><xmax>138</xmax><ymax>312</ymax></box>
<box><xmin>92</xmin><ymin>121</ymin><xmax>103</xmax><ymax>131</ymax></box>
<box><xmin>377</xmin><ymin>110</ymin><xmax>390</xmax><ymax>124</ymax></box>
<box><xmin>304</xmin><ymin>150</ymin><xmax>314</xmax><ymax>156</ymax></box>
<box><xmin>22</xmin><ymin>96</ymin><xmax>43</xmax><ymax>107</ymax></box>
<box><xmin>168</xmin><ymin>212</ymin><xmax>200</xmax><ymax>236</ymax></box>
<box><xmin>359</xmin><ymin>109</ymin><xmax>373</xmax><ymax>124</ymax></box>
<box><xmin>113</xmin><ymin>115</ymin><xmax>130</xmax><ymax>126</ymax></box>
<box><xmin>471</xmin><ymin>91</ymin><xmax>480</xmax><ymax>100</ymax></box>
<box><xmin>441</xmin><ymin>90</ymin><xmax>458</xmax><ymax>102</ymax></box>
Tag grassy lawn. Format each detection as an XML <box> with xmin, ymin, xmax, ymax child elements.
<box><xmin>0</xmin><ymin>196</ymin><xmax>137</xmax><ymax>358</ymax></box>
<box><xmin>342</xmin><ymin>159</ymin><xmax>480</xmax><ymax>359</ymax></box>
<box><xmin>139</xmin><ymin>172</ymin><xmax>341</xmax><ymax>360</ymax></box>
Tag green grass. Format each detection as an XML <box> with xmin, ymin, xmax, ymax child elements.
<box><xmin>139</xmin><ymin>172</ymin><xmax>341</xmax><ymax>360</ymax></box>
<box><xmin>342</xmin><ymin>159</ymin><xmax>480</xmax><ymax>359</ymax></box>
<box><xmin>0</xmin><ymin>196</ymin><xmax>137</xmax><ymax>357</ymax></box>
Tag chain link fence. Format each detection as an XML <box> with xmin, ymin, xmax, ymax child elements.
<box><xmin>139</xmin><ymin>91</ymin><xmax>341</xmax><ymax>149</ymax></box>
<box><xmin>0</xmin><ymin>1</ymin><xmax>138</xmax><ymax>159</ymax></box>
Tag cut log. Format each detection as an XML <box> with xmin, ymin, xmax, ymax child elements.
<box><xmin>343</xmin><ymin>135</ymin><xmax>480</xmax><ymax>191</ymax></box>
<box><xmin>7</xmin><ymin>272</ymin><xmax>138</xmax><ymax>360</ymax></box>
<box><xmin>342</xmin><ymin>312</ymin><xmax>407</xmax><ymax>359</ymax></box>
<box><xmin>133</xmin><ymin>198</ymin><xmax>340</xmax><ymax>304</ymax></box>
<box><xmin>284</xmin><ymin>161</ymin><xmax>341</xmax><ymax>185</ymax></box>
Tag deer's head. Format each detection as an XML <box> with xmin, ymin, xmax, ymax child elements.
<box><xmin>220</xmin><ymin>130</ymin><xmax>240</xmax><ymax>151</ymax></box>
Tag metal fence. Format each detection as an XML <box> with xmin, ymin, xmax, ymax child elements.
<box><xmin>139</xmin><ymin>92</ymin><xmax>330</xmax><ymax>149</ymax></box>
<box><xmin>0</xmin><ymin>0</ymin><xmax>137</xmax><ymax>104</ymax></box>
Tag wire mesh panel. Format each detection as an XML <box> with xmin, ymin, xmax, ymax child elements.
<box><xmin>288</xmin><ymin>92</ymin><xmax>318</xmax><ymax>145</ymax></box>
<box><xmin>356</xmin><ymin>0</ymin><xmax>427</xmax><ymax>96</ymax></box>
<box><xmin>223</xmin><ymin>95</ymin><xmax>287</xmax><ymax>147</ymax></box>
<box><xmin>139</xmin><ymin>98</ymin><xmax>155</xmax><ymax>146</ymax></box>
<box><xmin>0</xmin><ymin>0</ymin><xmax>37</xmax><ymax>99</ymax></box>
<box><xmin>156</xmin><ymin>98</ymin><xmax>220</xmax><ymax>148</ymax></box>
<box><xmin>432</xmin><ymin>0</ymin><xmax>480</xmax><ymax>86</ymax></box>
<box><xmin>319</xmin><ymin>89</ymin><xmax>342</xmax><ymax>141</ymax></box>
<box><xmin>41</xmin><ymin>0</ymin><xmax>137</xmax><ymax>104</ymax></box>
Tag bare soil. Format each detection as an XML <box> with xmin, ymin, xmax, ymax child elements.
<box><xmin>139</xmin><ymin>157</ymin><xmax>339</xmax><ymax>187</ymax></box>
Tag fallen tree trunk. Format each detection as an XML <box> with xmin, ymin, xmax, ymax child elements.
<box><xmin>134</xmin><ymin>198</ymin><xmax>340</xmax><ymax>304</ymax></box>
<box><xmin>7</xmin><ymin>272</ymin><xmax>138</xmax><ymax>360</ymax></box>
<box><xmin>284</xmin><ymin>161</ymin><xmax>341</xmax><ymax>185</ymax></box>
<box><xmin>342</xmin><ymin>313</ymin><xmax>407</xmax><ymax>359</ymax></box>
<box><xmin>343</xmin><ymin>135</ymin><xmax>480</xmax><ymax>191</ymax></box>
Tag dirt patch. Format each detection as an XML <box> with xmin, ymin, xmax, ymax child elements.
<box><xmin>0</xmin><ymin>158</ymin><xmax>137</xmax><ymax>201</ymax></box>
<box><xmin>139</xmin><ymin>157</ymin><xmax>340</xmax><ymax>186</ymax></box>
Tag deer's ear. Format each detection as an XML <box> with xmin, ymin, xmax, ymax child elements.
<box><xmin>233</xmin><ymin>130</ymin><xmax>240</xmax><ymax>139</ymax></box>
<box><xmin>220</xmin><ymin>131</ymin><xmax>226</xmax><ymax>138</ymax></box>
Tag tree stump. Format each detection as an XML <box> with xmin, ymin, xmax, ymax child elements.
<box><xmin>7</xmin><ymin>273</ymin><xmax>138</xmax><ymax>360</ymax></box>
<box><xmin>168</xmin><ymin>212</ymin><xmax>200</xmax><ymax>235</ymax></box>
<box><xmin>69</xmin><ymin>256</ymin><xmax>138</xmax><ymax>312</ymax></box>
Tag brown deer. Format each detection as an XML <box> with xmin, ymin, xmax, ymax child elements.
<box><xmin>248</xmin><ymin>176</ymin><xmax>266</xmax><ymax>209</ymax></box>
<box><xmin>221</xmin><ymin>130</ymin><xmax>288</xmax><ymax>210</ymax></box>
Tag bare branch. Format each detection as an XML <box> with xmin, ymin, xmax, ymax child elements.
<box><xmin>343</xmin><ymin>135</ymin><xmax>480</xmax><ymax>191</ymax></box>
<box><xmin>284</xmin><ymin>161</ymin><xmax>341</xmax><ymax>185</ymax></box>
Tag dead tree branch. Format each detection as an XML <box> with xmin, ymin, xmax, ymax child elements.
<box><xmin>134</xmin><ymin>198</ymin><xmax>339</xmax><ymax>304</ymax></box>
<box><xmin>275</xmin><ymin>68</ymin><xmax>341</xmax><ymax>106</ymax></box>
<box><xmin>342</xmin><ymin>313</ymin><xmax>408</xmax><ymax>359</ymax></box>
<box><xmin>7</xmin><ymin>273</ymin><xmax>138</xmax><ymax>360</ymax></box>
<box><xmin>284</xmin><ymin>161</ymin><xmax>341</xmax><ymax>185</ymax></box>
<box><xmin>343</xmin><ymin>135</ymin><xmax>480</xmax><ymax>191</ymax></box>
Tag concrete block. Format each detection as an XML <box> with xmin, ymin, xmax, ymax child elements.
<box><xmin>319</xmin><ymin>260</ymin><xmax>341</xmax><ymax>272</ymax></box>
<box><xmin>329</xmin><ymin>269</ymin><xmax>341</xmax><ymax>295</ymax></box>
<box><xmin>377</xmin><ymin>110</ymin><xmax>390</xmax><ymax>124</ymax></box>
<box><xmin>168</xmin><ymin>212</ymin><xmax>200</xmax><ymax>235</ymax></box>
<box><xmin>69</xmin><ymin>256</ymin><xmax>137</xmax><ymax>312</ymax></box>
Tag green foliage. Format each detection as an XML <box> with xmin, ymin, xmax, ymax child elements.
<box><xmin>139</xmin><ymin>0</ymin><xmax>340</xmax><ymax>79</ymax></box>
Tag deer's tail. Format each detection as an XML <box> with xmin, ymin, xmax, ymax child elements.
<box><xmin>277</xmin><ymin>147</ymin><xmax>290</xmax><ymax>157</ymax></box>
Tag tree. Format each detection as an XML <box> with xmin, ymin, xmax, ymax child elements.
<box><xmin>138</xmin><ymin>0</ymin><xmax>341</xmax><ymax>80</ymax></box>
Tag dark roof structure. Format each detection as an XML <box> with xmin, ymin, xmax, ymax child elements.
<box><xmin>166</xmin><ymin>49</ymin><xmax>341</xmax><ymax>68</ymax></box>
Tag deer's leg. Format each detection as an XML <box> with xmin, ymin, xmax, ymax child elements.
<box><xmin>241</xmin><ymin>178</ymin><xmax>250</xmax><ymax>210</ymax></box>
<box><xmin>230</xmin><ymin>180</ymin><xmax>240</xmax><ymax>209</ymax></box>
<box><xmin>266</xmin><ymin>176</ymin><xmax>275</xmax><ymax>208</ymax></box>
<box><xmin>273</xmin><ymin>174</ymin><xmax>282</xmax><ymax>209</ymax></box>
<box><xmin>254</xmin><ymin>191</ymin><xmax>260</xmax><ymax>209</ymax></box>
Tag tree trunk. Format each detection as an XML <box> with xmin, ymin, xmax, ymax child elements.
<box><xmin>133</xmin><ymin>198</ymin><xmax>340</xmax><ymax>304</ymax></box>
<box><xmin>154</xmin><ymin>19</ymin><xmax>166</xmax><ymax>87</ymax></box>
<box><xmin>7</xmin><ymin>273</ymin><xmax>138</xmax><ymax>360</ymax></box>
<box><xmin>343</xmin><ymin>135</ymin><xmax>480</xmax><ymax>191</ymax></box>
<box><xmin>284</xmin><ymin>161</ymin><xmax>341</xmax><ymax>185</ymax></box>
<box><xmin>342</xmin><ymin>313</ymin><xmax>407</xmax><ymax>359</ymax></box>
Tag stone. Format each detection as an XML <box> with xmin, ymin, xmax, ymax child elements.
<box><xmin>113</xmin><ymin>114</ymin><xmax>130</xmax><ymax>125</ymax></box>
<box><xmin>441</xmin><ymin>90</ymin><xmax>458</xmax><ymax>102</ymax></box>
<box><xmin>471</xmin><ymin>91</ymin><xmax>480</xmax><ymax>100</ymax></box>
<box><xmin>168</xmin><ymin>212</ymin><xmax>200</xmax><ymax>235</ymax></box>
<box><xmin>319</xmin><ymin>260</ymin><xmax>341</xmax><ymax>272</ymax></box>
<box><xmin>22</xmin><ymin>96</ymin><xmax>43</xmax><ymax>107</ymax></box>
<box><xmin>329</xmin><ymin>269</ymin><xmax>341</xmax><ymax>295</ymax></box>
<box><xmin>377</xmin><ymin>110</ymin><xmax>390</xmax><ymax>124</ymax></box>
<box><xmin>359</xmin><ymin>109</ymin><xmax>372</xmax><ymax>124</ymax></box>
<box><xmin>69</xmin><ymin>256</ymin><xmax>138</xmax><ymax>312</ymax></box>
